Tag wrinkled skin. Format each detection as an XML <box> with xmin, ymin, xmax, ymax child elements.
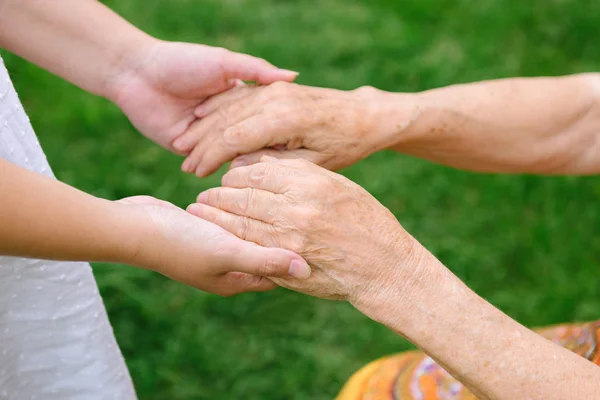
<box><xmin>187</xmin><ymin>157</ymin><xmax>424</xmax><ymax>303</ymax></box>
<box><xmin>174</xmin><ymin>83</ymin><xmax>388</xmax><ymax>176</ymax></box>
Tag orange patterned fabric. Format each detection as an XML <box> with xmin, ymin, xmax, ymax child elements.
<box><xmin>337</xmin><ymin>320</ymin><xmax>600</xmax><ymax>400</ymax></box>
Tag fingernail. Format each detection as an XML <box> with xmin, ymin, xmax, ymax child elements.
<box><xmin>231</xmin><ymin>159</ymin><xmax>247</xmax><ymax>169</ymax></box>
<box><xmin>288</xmin><ymin>259</ymin><xmax>311</xmax><ymax>279</ymax></box>
<box><xmin>173</xmin><ymin>138</ymin><xmax>187</xmax><ymax>152</ymax></box>
<box><xmin>182</xmin><ymin>159</ymin><xmax>192</xmax><ymax>173</ymax></box>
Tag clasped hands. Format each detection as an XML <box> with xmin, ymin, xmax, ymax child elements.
<box><xmin>110</xmin><ymin>37</ymin><xmax>431</xmax><ymax>306</ymax></box>
<box><xmin>178</xmin><ymin>83</ymin><xmax>432</xmax><ymax>310</ymax></box>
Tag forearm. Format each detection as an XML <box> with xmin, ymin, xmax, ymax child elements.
<box><xmin>368</xmin><ymin>74</ymin><xmax>600</xmax><ymax>174</ymax></box>
<box><xmin>0</xmin><ymin>0</ymin><xmax>154</xmax><ymax>99</ymax></box>
<box><xmin>354</xmin><ymin>253</ymin><xmax>600</xmax><ymax>399</ymax></box>
<box><xmin>0</xmin><ymin>158</ymin><xmax>139</xmax><ymax>263</ymax></box>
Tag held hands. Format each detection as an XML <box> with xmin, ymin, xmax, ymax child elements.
<box><xmin>107</xmin><ymin>40</ymin><xmax>298</xmax><ymax>152</ymax></box>
<box><xmin>116</xmin><ymin>195</ymin><xmax>311</xmax><ymax>297</ymax></box>
<box><xmin>172</xmin><ymin>83</ymin><xmax>395</xmax><ymax>177</ymax></box>
<box><xmin>187</xmin><ymin>157</ymin><xmax>425</xmax><ymax>305</ymax></box>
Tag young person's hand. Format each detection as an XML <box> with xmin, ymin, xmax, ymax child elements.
<box><xmin>109</xmin><ymin>41</ymin><xmax>297</xmax><ymax>152</ymax></box>
<box><xmin>116</xmin><ymin>195</ymin><xmax>311</xmax><ymax>296</ymax></box>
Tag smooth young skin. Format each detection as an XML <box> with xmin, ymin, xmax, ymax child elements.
<box><xmin>178</xmin><ymin>74</ymin><xmax>600</xmax><ymax>175</ymax></box>
<box><xmin>0</xmin><ymin>159</ymin><xmax>311</xmax><ymax>296</ymax></box>
<box><xmin>0</xmin><ymin>0</ymin><xmax>297</xmax><ymax>151</ymax></box>
<box><xmin>0</xmin><ymin>0</ymin><xmax>307</xmax><ymax>294</ymax></box>
<box><xmin>188</xmin><ymin>157</ymin><xmax>600</xmax><ymax>400</ymax></box>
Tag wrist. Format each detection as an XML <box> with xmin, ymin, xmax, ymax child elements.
<box><xmin>100</xmin><ymin>33</ymin><xmax>159</xmax><ymax>102</ymax></box>
<box><xmin>350</xmin><ymin>240</ymin><xmax>467</xmax><ymax>340</ymax></box>
<box><xmin>98</xmin><ymin>199</ymin><xmax>154</xmax><ymax>267</ymax></box>
<box><xmin>350</xmin><ymin>86</ymin><xmax>426</xmax><ymax>153</ymax></box>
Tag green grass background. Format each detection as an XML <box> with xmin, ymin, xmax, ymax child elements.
<box><xmin>3</xmin><ymin>0</ymin><xmax>600</xmax><ymax>398</ymax></box>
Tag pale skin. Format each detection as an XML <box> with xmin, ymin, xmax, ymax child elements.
<box><xmin>0</xmin><ymin>158</ymin><xmax>311</xmax><ymax>295</ymax></box>
<box><xmin>0</xmin><ymin>0</ymin><xmax>298</xmax><ymax>151</ymax></box>
<box><xmin>0</xmin><ymin>0</ymin><xmax>311</xmax><ymax>294</ymax></box>
<box><xmin>188</xmin><ymin>157</ymin><xmax>600</xmax><ymax>399</ymax></box>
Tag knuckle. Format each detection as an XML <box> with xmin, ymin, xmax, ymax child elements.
<box><xmin>286</xmin><ymin>234</ymin><xmax>306</xmax><ymax>254</ymax></box>
<box><xmin>248</xmin><ymin>163</ymin><xmax>269</xmax><ymax>186</ymax></box>
<box><xmin>297</xmin><ymin>207</ymin><xmax>319</xmax><ymax>228</ymax></box>
<box><xmin>240</xmin><ymin>188</ymin><xmax>255</xmax><ymax>215</ymax></box>
<box><xmin>353</xmin><ymin>85</ymin><xmax>379</xmax><ymax>98</ymax></box>
<box><xmin>239</xmin><ymin>217</ymin><xmax>251</xmax><ymax>241</ymax></box>
<box><xmin>268</xmin><ymin>81</ymin><xmax>293</xmax><ymax>98</ymax></box>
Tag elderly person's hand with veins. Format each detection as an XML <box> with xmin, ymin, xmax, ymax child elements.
<box><xmin>187</xmin><ymin>156</ymin><xmax>600</xmax><ymax>400</ymax></box>
<box><xmin>175</xmin><ymin>73</ymin><xmax>600</xmax><ymax>177</ymax></box>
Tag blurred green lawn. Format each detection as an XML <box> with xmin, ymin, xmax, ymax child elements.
<box><xmin>3</xmin><ymin>0</ymin><xmax>600</xmax><ymax>398</ymax></box>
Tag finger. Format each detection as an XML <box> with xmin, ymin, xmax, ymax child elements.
<box><xmin>230</xmin><ymin>148</ymin><xmax>324</xmax><ymax>169</ymax></box>
<box><xmin>186</xmin><ymin>203</ymin><xmax>311</xmax><ymax>280</ymax></box>
<box><xmin>196</xmin><ymin>187</ymin><xmax>279</xmax><ymax>223</ymax></box>
<box><xmin>222</xmin><ymin>51</ymin><xmax>298</xmax><ymax>85</ymax></box>
<box><xmin>220</xmin><ymin>162</ymin><xmax>310</xmax><ymax>194</ymax></box>
<box><xmin>234</xmin><ymin>242</ymin><xmax>310</xmax><ymax>279</ymax></box>
<box><xmin>187</xmin><ymin>202</ymin><xmax>273</xmax><ymax>245</ymax></box>
<box><xmin>172</xmin><ymin>106</ymin><xmax>232</xmax><ymax>155</ymax></box>
<box><xmin>180</xmin><ymin>128</ymin><xmax>221</xmax><ymax>174</ymax></box>
<box><xmin>176</xmin><ymin>109</ymin><xmax>263</xmax><ymax>173</ymax></box>
<box><xmin>192</xmin><ymin>114</ymin><xmax>288</xmax><ymax>177</ymax></box>
<box><xmin>194</xmin><ymin>84</ymin><xmax>255</xmax><ymax>119</ymax></box>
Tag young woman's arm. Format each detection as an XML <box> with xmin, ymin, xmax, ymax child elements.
<box><xmin>0</xmin><ymin>0</ymin><xmax>296</xmax><ymax>151</ymax></box>
<box><xmin>0</xmin><ymin>158</ymin><xmax>138</xmax><ymax>262</ymax></box>
<box><xmin>0</xmin><ymin>0</ymin><xmax>150</xmax><ymax>98</ymax></box>
<box><xmin>0</xmin><ymin>158</ymin><xmax>310</xmax><ymax>294</ymax></box>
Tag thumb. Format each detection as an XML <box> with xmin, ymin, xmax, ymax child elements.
<box><xmin>227</xmin><ymin>241</ymin><xmax>312</xmax><ymax>280</ymax></box>
<box><xmin>222</xmin><ymin>51</ymin><xmax>298</xmax><ymax>84</ymax></box>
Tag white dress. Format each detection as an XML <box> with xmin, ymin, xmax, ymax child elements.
<box><xmin>0</xmin><ymin>56</ymin><xmax>136</xmax><ymax>399</ymax></box>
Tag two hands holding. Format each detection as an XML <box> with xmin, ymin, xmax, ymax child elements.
<box><xmin>5</xmin><ymin>1</ymin><xmax>600</xmax><ymax>396</ymax></box>
<box><xmin>111</xmin><ymin>38</ymin><xmax>424</xmax><ymax>309</ymax></box>
<box><xmin>86</xmin><ymin>26</ymin><xmax>427</xmax><ymax>306</ymax></box>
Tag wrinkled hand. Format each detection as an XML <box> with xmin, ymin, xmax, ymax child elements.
<box><xmin>109</xmin><ymin>40</ymin><xmax>297</xmax><ymax>152</ymax></box>
<box><xmin>187</xmin><ymin>157</ymin><xmax>423</xmax><ymax>303</ymax></box>
<box><xmin>173</xmin><ymin>82</ymin><xmax>392</xmax><ymax>177</ymax></box>
<box><xmin>118</xmin><ymin>195</ymin><xmax>310</xmax><ymax>297</ymax></box>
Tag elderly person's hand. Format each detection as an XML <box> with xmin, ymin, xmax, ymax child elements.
<box><xmin>174</xmin><ymin>73</ymin><xmax>600</xmax><ymax>177</ymax></box>
<box><xmin>187</xmin><ymin>157</ymin><xmax>600</xmax><ymax>400</ymax></box>
<box><xmin>186</xmin><ymin>156</ymin><xmax>426</xmax><ymax>309</ymax></box>
<box><xmin>174</xmin><ymin>83</ymin><xmax>410</xmax><ymax>176</ymax></box>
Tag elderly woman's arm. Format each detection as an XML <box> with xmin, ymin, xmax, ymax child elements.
<box><xmin>177</xmin><ymin>73</ymin><xmax>600</xmax><ymax>176</ymax></box>
<box><xmin>188</xmin><ymin>157</ymin><xmax>600</xmax><ymax>399</ymax></box>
